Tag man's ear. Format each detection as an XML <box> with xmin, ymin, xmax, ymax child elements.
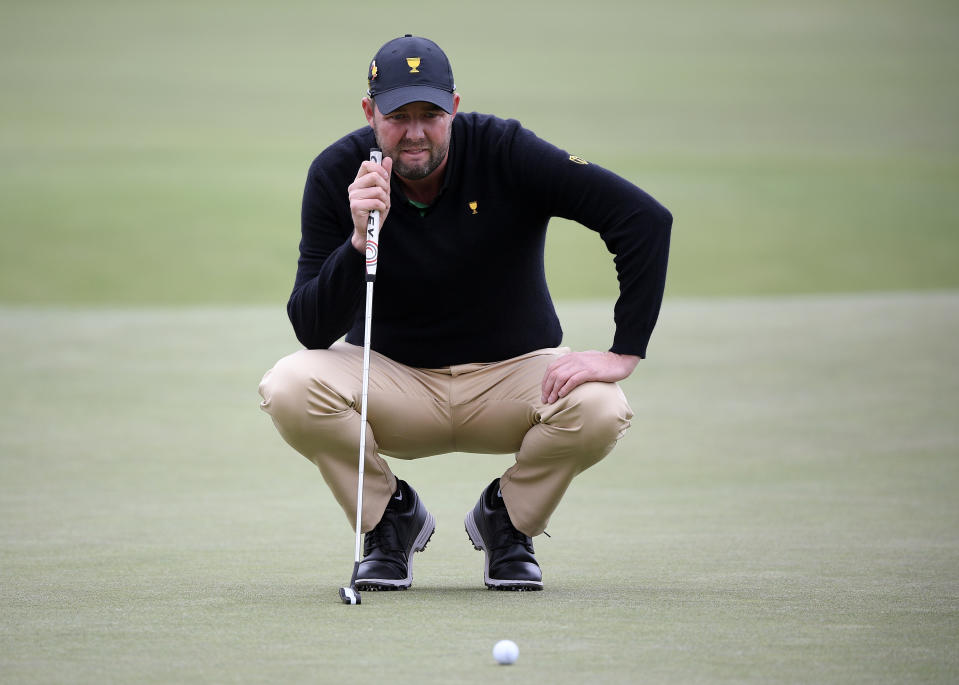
<box><xmin>361</xmin><ymin>97</ymin><xmax>376</xmax><ymax>126</ymax></box>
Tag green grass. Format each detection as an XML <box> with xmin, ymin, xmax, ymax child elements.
<box><xmin>2</xmin><ymin>295</ymin><xmax>957</xmax><ymax>683</ymax></box>
<box><xmin>2</xmin><ymin>1</ymin><xmax>958</xmax><ymax>682</ymax></box>
<box><xmin>1</xmin><ymin>0</ymin><xmax>958</xmax><ymax>304</ymax></box>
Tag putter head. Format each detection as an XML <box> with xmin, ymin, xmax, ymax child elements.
<box><xmin>339</xmin><ymin>585</ymin><xmax>361</xmax><ymax>605</ymax></box>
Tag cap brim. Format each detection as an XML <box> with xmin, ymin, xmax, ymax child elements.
<box><xmin>373</xmin><ymin>86</ymin><xmax>454</xmax><ymax>114</ymax></box>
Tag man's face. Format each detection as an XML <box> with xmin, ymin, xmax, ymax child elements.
<box><xmin>364</xmin><ymin>97</ymin><xmax>459</xmax><ymax>181</ymax></box>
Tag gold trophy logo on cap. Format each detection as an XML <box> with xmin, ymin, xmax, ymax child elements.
<box><xmin>406</xmin><ymin>57</ymin><xmax>421</xmax><ymax>73</ymax></box>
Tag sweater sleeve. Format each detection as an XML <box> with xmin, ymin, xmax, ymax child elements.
<box><xmin>286</xmin><ymin>157</ymin><xmax>367</xmax><ymax>349</ymax></box>
<box><xmin>510</xmin><ymin>126</ymin><xmax>672</xmax><ymax>358</ymax></box>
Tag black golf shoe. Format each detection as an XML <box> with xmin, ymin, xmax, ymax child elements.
<box><xmin>464</xmin><ymin>478</ymin><xmax>543</xmax><ymax>591</ymax></box>
<box><xmin>355</xmin><ymin>479</ymin><xmax>435</xmax><ymax>591</ymax></box>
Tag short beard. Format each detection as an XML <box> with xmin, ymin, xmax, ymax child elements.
<box><xmin>373</xmin><ymin>129</ymin><xmax>451</xmax><ymax>181</ymax></box>
<box><xmin>391</xmin><ymin>145</ymin><xmax>445</xmax><ymax>180</ymax></box>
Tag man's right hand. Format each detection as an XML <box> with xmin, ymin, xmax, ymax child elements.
<box><xmin>348</xmin><ymin>156</ymin><xmax>393</xmax><ymax>254</ymax></box>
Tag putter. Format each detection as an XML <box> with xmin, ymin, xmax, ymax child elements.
<box><xmin>339</xmin><ymin>147</ymin><xmax>383</xmax><ymax>606</ymax></box>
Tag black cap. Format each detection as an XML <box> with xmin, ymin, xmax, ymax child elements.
<box><xmin>367</xmin><ymin>35</ymin><xmax>455</xmax><ymax>114</ymax></box>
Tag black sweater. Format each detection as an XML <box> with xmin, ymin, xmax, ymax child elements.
<box><xmin>288</xmin><ymin>112</ymin><xmax>671</xmax><ymax>368</ymax></box>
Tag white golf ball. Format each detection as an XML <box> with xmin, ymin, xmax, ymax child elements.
<box><xmin>492</xmin><ymin>639</ymin><xmax>519</xmax><ymax>665</ymax></box>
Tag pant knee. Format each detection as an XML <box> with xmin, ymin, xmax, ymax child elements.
<box><xmin>259</xmin><ymin>356</ymin><xmax>303</xmax><ymax>435</ymax></box>
<box><xmin>259</xmin><ymin>351</ymin><xmax>354</xmax><ymax>436</ymax></box>
<box><xmin>552</xmin><ymin>381</ymin><xmax>633</xmax><ymax>451</ymax></box>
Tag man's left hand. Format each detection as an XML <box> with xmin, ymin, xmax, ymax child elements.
<box><xmin>541</xmin><ymin>351</ymin><xmax>640</xmax><ymax>404</ymax></box>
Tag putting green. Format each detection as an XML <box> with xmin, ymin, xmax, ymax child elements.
<box><xmin>1</xmin><ymin>294</ymin><xmax>956</xmax><ymax>683</ymax></box>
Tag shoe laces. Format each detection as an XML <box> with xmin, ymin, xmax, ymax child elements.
<box><xmin>489</xmin><ymin>509</ymin><xmax>533</xmax><ymax>553</ymax></box>
<box><xmin>363</xmin><ymin>511</ymin><xmax>403</xmax><ymax>555</ymax></box>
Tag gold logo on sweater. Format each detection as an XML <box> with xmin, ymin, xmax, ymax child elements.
<box><xmin>569</xmin><ymin>155</ymin><xmax>589</xmax><ymax>165</ymax></box>
<box><xmin>468</xmin><ymin>201</ymin><xmax>478</xmax><ymax>214</ymax></box>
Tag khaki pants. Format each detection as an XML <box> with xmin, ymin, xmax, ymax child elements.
<box><xmin>258</xmin><ymin>342</ymin><xmax>633</xmax><ymax>537</ymax></box>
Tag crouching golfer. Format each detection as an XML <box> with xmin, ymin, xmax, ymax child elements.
<box><xmin>259</xmin><ymin>35</ymin><xmax>671</xmax><ymax>591</ymax></box>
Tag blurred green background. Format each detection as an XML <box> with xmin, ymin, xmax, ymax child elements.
<box><xmin>2</xmin><ymin>0</ymin><xmax>957</xmax><ymax>305</ymax></box>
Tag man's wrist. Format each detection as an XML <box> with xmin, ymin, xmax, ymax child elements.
<box><xmin>351</xmin><ymin>233</ymin><xmax>365</xmax><ymax>255</ymax></box>
<box><xmin>609</xmin><ymin>351</ymin><xmax>640</xmax><ymax>374</ymax></box>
